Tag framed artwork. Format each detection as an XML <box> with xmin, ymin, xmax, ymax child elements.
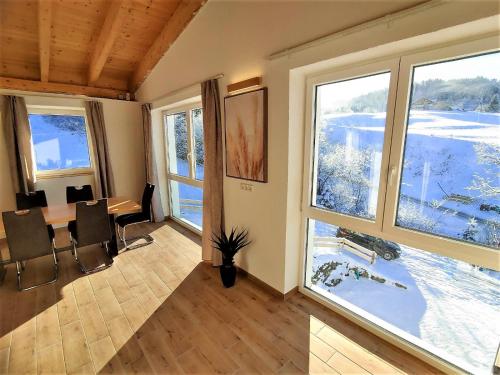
<box><xmin>224</xmin><ymin>87</ymin><xmax>268</xmax><ymax>183</ymax></box>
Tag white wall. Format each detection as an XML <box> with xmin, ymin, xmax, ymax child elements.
<box><xmin>137</xmin><ymin>0</ymin><xmax>500</xmax><ymax>293</ymax></box>
<box><xmin>0</xmin><ymin>92</ymin><xmax>145</xmax><ymax>219</ymax></box>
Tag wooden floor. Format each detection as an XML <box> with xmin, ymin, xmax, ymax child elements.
<box><xmin>0</xmin><ymin>221</ymin><xmax>442</xmax><ymax>374</ymax></box>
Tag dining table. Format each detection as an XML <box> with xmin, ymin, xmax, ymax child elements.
<box><xmin>0</xmin><ymin>196</ymin><xmax>141</xmax><ymax>282</ymax></box>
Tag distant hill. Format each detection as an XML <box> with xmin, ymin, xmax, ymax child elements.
<box><xmin>346</xmin><ymin>77</ymin><xmax>500</xmax><ymax>113</ymax></box>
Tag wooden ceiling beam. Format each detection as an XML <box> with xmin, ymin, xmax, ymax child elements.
<box><xmin>128</xmin><ymin>0</ymin><xmax>206</xmax><ymax>93</ymax></box>
<box><xmin>0</xmin><ymin>77</ymin><xmax>128</xmax><ymax>100</ymax></box>
<box><xmin>38</xmin><ymin>0</ymin><xmax>52</xmax><ymax>82</ymax></box>
<box><xmin>88</xmin><ymin>0</ymin><xmax>132</xmax><ymax>85</ymax></box>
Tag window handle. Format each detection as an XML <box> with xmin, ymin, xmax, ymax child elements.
<box><xmin>389</xmin><ymin>165</ymin><xmax>397</xmax><ymax>186</ymax></box>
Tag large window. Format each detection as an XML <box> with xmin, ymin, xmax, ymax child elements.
<box><xmin>28</xmin><ymin>108</ymin><xmax>92</xmax><ymax>175</ymax></box>
<box><xmin>313</xmin><ymin>72</ymin><xmax>391</xmax><ymax>220</ymax></box>
<box><xmin>164</xmin><ymin>103</ymin><xmax>204</xmax><ymax>231</ymax></box>
<box><xmin>302</xmin><ymin>37</ymin><xmax>499</xmax><ymax>373</ymax></box>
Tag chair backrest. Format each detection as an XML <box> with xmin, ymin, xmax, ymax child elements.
<box><xmin>141</xmin><ymin>183</ymin><xmax>155</xmax><ymax>220</ymax></box>
<box><xmin>75</xmin><ymin>199</ymin><xmax>111</xmax><ymax>247</ymax></box>
<box><xmin>16</xmin><ymin>190</ymin><xmax>48</xmax><ymax>210</ymax></box>
<box><xmin>2</xmin><ymin>208</ymin><xmax>52</xmax><ymax>262</ymax></box>
<box><xmin>66</xmin><ymin>185</ymin><xmax>94</xmax><ymax>204</ymax></box>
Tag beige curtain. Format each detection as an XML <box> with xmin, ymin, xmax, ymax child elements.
<box><xmin>142</xmin><ymin>103</ymin><xmax>165</xmax><ymax>222</ymax></box>
<box><xmin>85</xmin><ymin>101</ymin><xmax>115</xmax><ymax>198</ymax></box>
<box><xmin>1</xmin><ymin>95</ymin><xmax>36</xmax><ymax>193</ymax></box>
<box><xmin>201</xmin><ymin>79</ymin><xmax>224</xmax><ymax>266</ymax></box>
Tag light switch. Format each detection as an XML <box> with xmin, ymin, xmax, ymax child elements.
<box><xmin>240</xmin><ymin>183</ymin><xmax>253</xmax><ymax>192</ymax></box>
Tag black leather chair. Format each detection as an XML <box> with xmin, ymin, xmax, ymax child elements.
<box><xmin>116</xmin><ymin>183</ymin><xmax>155</xmax><ymax>250</ymax></box>
<box><xmin>16</xmin><ymin>190</ymin><xmax>55</xmax><ymax>242</ymax></box>
<box><xmin>69</xmin><ymin>199</ymin><xmax>113</xmax><ymax>274</ymax></box>
<box><xmin>66</xmin><ymin>185</ymin><xmax>94</xmax><ymax>235</ymax></box>
<box><xmin>66</xmin><ymin>185</ymin><xmax>94</xmax><ymax>203</ymax></box>
<box><xmin>2</xmin><ymin>208</ymin><xmax>58</xmax><ymax>291</ymax></box>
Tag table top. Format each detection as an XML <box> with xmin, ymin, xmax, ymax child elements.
<box><xmin>0</xmin><ymin>196</ymin><xmax>141</xmax><ymax>238</ymax></box>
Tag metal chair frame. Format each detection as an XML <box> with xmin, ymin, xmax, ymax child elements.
<box><xmin>69</xmin><ymin>233</ymin><xmax>113</xmax><ymax>275</ymax></box>
<box><xmin>3</xmin><ymin>208</ymin><xmax>59</xmax><ymax>291</ymax></box>
<box><xmin>116</xmin><ymin>183</ymin><xmax>155</xmax><ymax>251</ymax></box>
<box><xmin>70</xmin><ymin>200</ymin><xmax>114</xmax><ymax>274</ymax></box>
<box><xmin>116</xmin><ymin>212</ymin><xmax>154</xmax><ymax>250</ymax></box>
<box><xmin>16</xmin><ymin>246</ymin><xmax>58</xmax><ymax>291</ymax></box>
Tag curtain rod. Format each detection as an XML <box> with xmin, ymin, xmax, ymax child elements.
<box><xmin>267</xmin><ymin>0</ymin><xmax>444</xmax><ymax>60</ymax></box>
<box><xmin>149</xmin><ymin>73</ymin><xmax>224</xmax><ymax>103</ymax></box>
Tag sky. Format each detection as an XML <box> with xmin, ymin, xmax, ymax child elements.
<box><xmin>318</xmin><ymin>72</ymin><xmax>390</xmax><ymax>111</ymax></box>
<box><xmin>318</xmin><ymin>51</ymin><xmax>499</xmax><ymax>112</ymax></box>
<box><xmin>413</xmin><ymin>51</ymin><xmax>500</xmax><ymax>83</ymax></box>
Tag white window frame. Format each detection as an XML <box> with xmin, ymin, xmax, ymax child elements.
<box><xmin>302</xmin><ymin>36</ymin><xmax>500</xmax><ymax>272</ymax></box>
<box><xmin>299</xmin><ymin>35</ymin><xmax>500</xmax><ymax>374</ymax></box>
<box><xmin>302</xmin><ymin>59</ymin><xmax>400</xmax><ymax>237</ymax></box>
<box><xmin>163</xmin><ymin>102</ymin><xmax>203</xmax><ymax>234</ymax></box>
<box><xmin>382</xmin><ymin>36</ymin><xmax>500</xmax><ymax>270</ymax></box>
<box><xmin>27</xmin><ymin>106</ymin><xmax>95</xmax><ymax>179</ymax></box>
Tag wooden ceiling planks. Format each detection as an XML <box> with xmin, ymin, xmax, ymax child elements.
<box><xmin>0</xmin><ymin>0</ymin><xmax>39</xmax><ymax>81</ymax></box>
<box><xmin>129</xmin><ymin>0</ymin><xmax>205</xmax><ymax>92</ymax></box>
<box><xmin>88</xmin><ymin>0</ymin><xmax>132</xmax><ymax>84</ymax></box>
<box><xmin>0</xmin><ymin>0</ymin><xmax>206</xmax><ymax>99</ymax></box>
<box><xmin>105</xmin><ymin>0</ymin><xmax>182</xmax><ymax>76</ymax></box>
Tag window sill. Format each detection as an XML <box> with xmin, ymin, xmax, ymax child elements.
<box><xmin>36</xmin><ymin>169</ymin><xmax>94</xmax><ymax>179</ymax></box>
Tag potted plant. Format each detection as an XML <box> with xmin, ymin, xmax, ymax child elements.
<box><xmin>212</xmin><ymin>227</ymin><xmax>251</xmax><ymax>288</ymax></box>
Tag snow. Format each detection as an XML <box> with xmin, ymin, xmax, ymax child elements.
<box><xmin>313</xmin><ymin>109</ymin><xmax>500</xmax><ymax>373</ymax></box>
<box><xmin>309</xmin><ymin>222</ymin><xmax>500</xmax><ymax>374</ymax></box>
<box><xmin>320</xmin><ymin>109</ymin><xmax>499</xmax><ymax>248</ymax></box>
<box><xmin>171</xmin><ymin>160</ymin><xmax>203</xmax><ymax>228</ymax></box>
<box><xmin>29</xmin><ymin>114</ymin><xmax>91</xmax><ymax>170</ymax></box>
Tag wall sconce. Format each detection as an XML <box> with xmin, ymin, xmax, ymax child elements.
<box><xmin>227</xmin><ymin>76</ymin><xmax>262</xmax><ymax>94</ymax></box>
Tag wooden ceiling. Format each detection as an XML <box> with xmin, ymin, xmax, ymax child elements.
<box><xmin>0</xmin><ymin>0</ymin><xmax>206</xmax><ymax>99</ymax></box>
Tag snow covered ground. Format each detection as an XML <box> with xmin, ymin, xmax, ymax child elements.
<box><xmin>30</xmin><ymin>114</ymin><xmax>91</xmax><ymax>170</ymax></box>
<box><xmin>320</xmin><ymin>110</ymin><xmax>499</xmax><ymax>248</ymax></box>
<box><xmin>309</xmin><ymin>221</ymin><xmax>500</xmax><ymax>374</ymax></box>
<box><xmin>171</xmin><ymin>160</ymin><xmax>203</xmax><ymax>228</ymax></box>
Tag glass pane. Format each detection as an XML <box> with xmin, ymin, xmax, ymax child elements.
<box><xmin>28</xmin><ymin>114</ymin><xmax>91</xmax><ymax>171</ymax></box>
<box><xmin>314</xmin><ymin>72</ymin><xmax>391</xmax><ymax>220</ymax></box>
<box><xmin>166</xmin><ymin>112</ymin><xmax>189</xmax><ymax>177</ymax></box>
<box><xmin>169</xmin><ymin>180</ymin><xmax>203</xmax><ymax>229</ymax></box>
<box><xmin>397</xmin><ymin>52</ymin><xmax>500</xmax><ymax>249</ymax></box>
<box><xmin>192</xmin><ymin>108</ymin><xmax>204</xmax><ymax>180</ymax></box>
<box><xmin>305</xmin><ymin>218</ymin><xmax>500</xmax><ymax>374</ymax></box>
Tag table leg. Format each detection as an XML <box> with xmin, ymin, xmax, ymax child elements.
<box><xmin>109</xmin><ymin>214</ymin><xmax>119</xmax><ymax>257</ymax></box>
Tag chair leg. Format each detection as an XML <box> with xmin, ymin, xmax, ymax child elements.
<box><xmin>16</xmin><ymin>247</ymin><xmax>58</xmax><ymax>292</ymax></box>
<box><xmin>119</xmin><ymin>223</ymin><xmax>154</xmax><ymax>251</ymax></box>
<box><xmin>71</xmin><ymin>237</ymin><xmax>113</xmax><ymax>275</ymax></box>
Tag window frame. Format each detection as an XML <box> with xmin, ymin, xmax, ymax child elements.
<box><xmin>162</xmin><ymin>102</ymin><xmax>203</xmax><ymax>233</ymax></box>
<box><xmin>382</xmin><ymin>37</ymin><xmax>500</xmax><ymax>270</ymax></box>
<box><xmin>302</xmin><ymin>58</ymin><xmax>401</xmax><ymax>239</ymax></box>
<box><xmin>299</xmin><ymin>36</ymin><xmax>500</xmax><ymax>373</ymax></box>
<box><xmin>27</xmin><ymin>106</ymin><xmax>95</xmax><ymax>179</ymax></box>
<box><xmin>302</xmin><ymin>37</ymin><xmax>500</xmax><ymax>272</ymax></box>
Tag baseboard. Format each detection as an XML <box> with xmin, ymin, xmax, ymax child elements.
<box><xmin>237</xmin><ymin>267</ymin><xmax>299</xmax><ymax>300</ymax></box>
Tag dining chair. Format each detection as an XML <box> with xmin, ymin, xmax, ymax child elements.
<box><xmin>116</xmin><ymin>183</ymin><xmax>155</xmax><ymax>250</ymax></box>
<box><xmin>66</xmin><ymin>185</ymin><xmax>94</xmax><ymax>235</ymax></box>
<box><xmin>2</xmin><ymin>208</ymin><xmax>58</xmax><ymax>291</ymax></box>
<box><xmin>66</xmin><ymin>185</ymin><xmax>94</xmax><ymax>203</ymax></box>
<box><xmin>69</xmin><ymin>199</ymin><xmax>113</xmax><ymax>274</ymax></box>
<box><xmin>15</xmin><ymin>190</ymin><xmax>55</xmax><ymax>243</ymax></box>
<box><xmin>16</xmin><ymin>190</ymin><xmax>48</xmax><ymax>209</ymax></box>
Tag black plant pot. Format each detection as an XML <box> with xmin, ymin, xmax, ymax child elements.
<box><xmin>219</xmin><ymin>264</ymin><xmax>237</xmax><ymax>288</ymax></box>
